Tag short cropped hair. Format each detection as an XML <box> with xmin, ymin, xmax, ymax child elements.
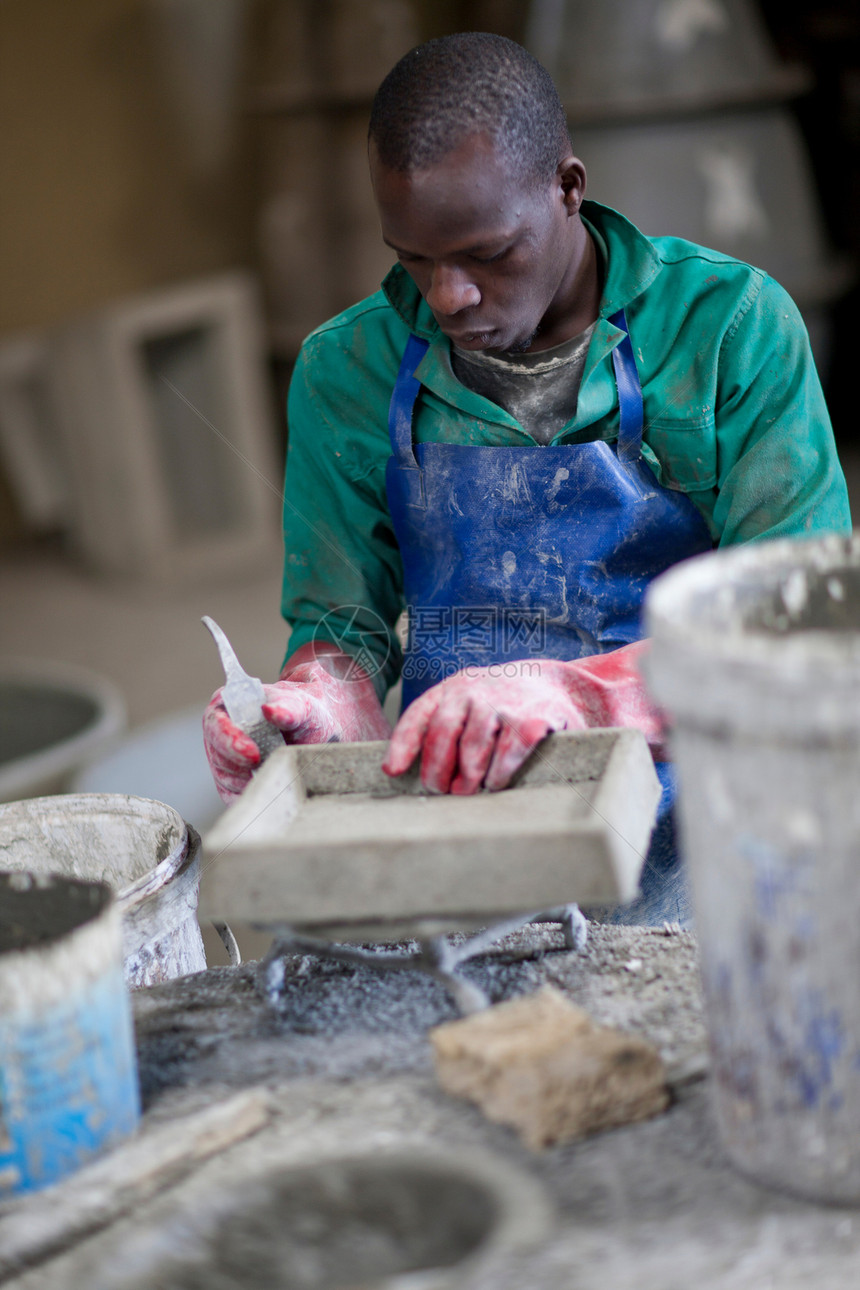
<box><xmin>368</xmin><ymin>32</ymin><xmax>571</xmax><ymax>185</ymax></box>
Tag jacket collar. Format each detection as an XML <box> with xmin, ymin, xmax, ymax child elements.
<box><xmin>380</xmin><ymin>200</ymin><xmax>662</xmax><ymax>340</ymax></box>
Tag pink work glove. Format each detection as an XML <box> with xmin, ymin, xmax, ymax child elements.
<box><xmin>382</xmin><ymin>640</ymin><xmax>665</xmax><ymax>795</ymax></box>
<box><xmin>203</xmin><ymin>642</ymin><xmax>391</xmax><ymax>803</ymax></box>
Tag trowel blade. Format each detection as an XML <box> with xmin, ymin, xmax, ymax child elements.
<box><xmin>202</xmin><ymin>616</ymin><xmax>284</xmax><ymax>759</ymax></box>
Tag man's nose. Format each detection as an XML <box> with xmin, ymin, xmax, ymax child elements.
<box><xmin>425</xmin><ymin>263</ymin><xmax>481</xmax><ymax>316</ymax></box>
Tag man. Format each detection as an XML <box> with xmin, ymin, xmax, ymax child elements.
<box><xmin>204</xmin><ymin>33</ymin><xmax>850</xmax><ymax>922</ymax></box>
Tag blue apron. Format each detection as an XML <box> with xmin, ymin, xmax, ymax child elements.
<box><xmin>384</xmin><ymin>311</ymin><xmax>713</xmax><ymax>924</ymax></box>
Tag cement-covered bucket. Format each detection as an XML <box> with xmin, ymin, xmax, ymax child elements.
<box><xmin>0</xmin><ymin>660</ymin><xmax>126</xmax><ymax>803</ymax></box>
<box><xmin>110</xmin><ymin>1147</ymin><xmax>549</xmax><ymax>1289</ymax></box>
<box><xmin>645</xmin><ymin>532</ymin><xmax>860</xmax><ymax>1203</ymax></box>
<box><xmin>0</xmin><ymin>794</ymin><xmax>206</xmax><ymax>988</ymax></box>
<box><xmin>0</xmin><ymin>871</ymin><xmax>139</xmax><ymax>1196</ymax></box>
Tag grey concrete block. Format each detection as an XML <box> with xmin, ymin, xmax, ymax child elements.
<box><xmin>200</xmin><ymin>729</ymin><xmax>661</xmax><ymax>933</ymax></box>
<box><xmin>0</xmin><ymin>332</ymin><xmax>69</xmax><ymax>532</ymax></box>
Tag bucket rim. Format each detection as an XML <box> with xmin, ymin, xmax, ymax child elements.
<box><xmin>645</xmin><ymin>533</ymin><xmax>860</xmax><ymax>675</ymax></box>
<box><xmin>0</xmin><ymin>870</ymin><xmax>116</xmax><ymax>958</ymax></box>
<box><xmin>0</xmin><ymin>791</ymin><xmax>191</xmax><ymax>907</ymax></box>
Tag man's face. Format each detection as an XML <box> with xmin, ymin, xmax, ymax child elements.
<box><xmin>370</xmin><ymin>132</ymin><xmax>584</xmax><ymax>355</ymax></box>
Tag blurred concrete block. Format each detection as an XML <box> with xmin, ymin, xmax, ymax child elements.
<box><xmin>258</xmin><ymin>111</ymin><xmax>397</xmax><ymax>354</ymax></box>
<box><xmin>258</xmin><ymin>116</ymin><xmax>335</xmax><ymax>351</ymax></box>
<box><xmin>325</xmin><ymin>0</ymin><xmax>420</xmax><ymax>99</ymax></box>
<box><xmin>254</xmin><ymin>0</ymin><xmax>419</xmax><ymax>106</ymax></box>
<box><xmin>0</xmin><ymin>332</ymin><xmax>69</xmax><ymax>532</ymax></box>
<box><xmin>48</xmin><ymin>272</ymin><xmax>281</xmax><ymax>581</ymax></box>
<box><xmin>527</xmin><ymin>0</ymin><xmax>806</xmax><ymax>120</ymax></box>
<box><xmin>200</xmin><ymin>729</ymin><xmax>661</xmax><ymax>934</ymax></box>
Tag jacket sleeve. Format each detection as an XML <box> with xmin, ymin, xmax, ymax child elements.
<box><xmin>711</xmin><ymin>275</ymin><xmax>851</xmax><ymax>546</ymax></box>
<box><xmin>280</xmin><ymin>334</ymin><xmax>405</xmax><ymax>701</ymax></box>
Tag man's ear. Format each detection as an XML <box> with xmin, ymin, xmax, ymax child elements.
<box><xmin>558</xmin><ymin>156</ymin><xmax>587</xmax><ymax>216</ymax></box>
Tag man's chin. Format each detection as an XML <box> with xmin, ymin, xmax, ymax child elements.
<box><xmin>444</xmin><ymin>323</ymin><xmax>540</xmax><ymax>355</ymax></box>
<box><xmin>494</xmin><ymin>327</ymin><xmax>540</xmax><ymax>356</ymax></box>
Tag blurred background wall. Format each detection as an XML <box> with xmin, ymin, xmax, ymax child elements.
<box><xmin>0</xmin><ymin>0</ymin><xmax>858</xmax><ymax>556</ymax></box>
<box><xmin>0</xmin><ymin>0</ymin><xmax>485</xmax><ymax>551</ymax></box>
<box><xmin>0</xmin><ymin>0</ymin><xmax>256</xmax><ymax>336</ymax></box>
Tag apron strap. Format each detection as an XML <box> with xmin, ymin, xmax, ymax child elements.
<box><xmin>608</xmin><ymin>309</ymin><xmax>644</xmax><ymax>466</ymax></box>
<box><xmin>388</xmin><ymin>333</ymin><xmax>430</xmax><ymax>465</ymax></box>
<box><xmin>388</xmin><ymin>319</ymin><xmax>644</xmax><ymax>467</ymax></box>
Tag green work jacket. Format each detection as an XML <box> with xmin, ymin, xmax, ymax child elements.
<box><xmin>281</xmin><ymin>200</ymin><xmax>851</xmax><ymax>697</ymax></box>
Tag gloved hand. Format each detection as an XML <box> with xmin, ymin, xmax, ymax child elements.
<box><xmin>382</xmin><ymin>640</ymin><xmax>665</xmax><ymax>795</ymax></box>
<box><xmin>203</xmin><ymin>642</ymin><xmax>391</xmax><ymax>803</ymax></box>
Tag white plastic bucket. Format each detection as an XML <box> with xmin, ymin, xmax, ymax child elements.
<box><xmin>645</xmin><ymin>533</ymin><xmax>860</xmax><ymax>1202</ymax></box>
<box><xmin>0</xmin><ymin>794</ymin><xmax>206</xmax><ymax>988</ymax></box>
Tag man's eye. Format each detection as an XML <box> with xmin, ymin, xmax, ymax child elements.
<box><xmin>471</xmin><ymin>248</ymin><xmax>508</xmax><ymax>265</ymax></box>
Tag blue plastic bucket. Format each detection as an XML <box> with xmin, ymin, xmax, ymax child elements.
<box><xmin>0</xmin><ymin>871</ymin><xmax>140</xmax><ymax>1196</ymax></box>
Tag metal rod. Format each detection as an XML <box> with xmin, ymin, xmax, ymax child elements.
<box><xmin>254</xmin><ymin>905</ymin><xmax>587</xmax><ymax>1016</ymax></box>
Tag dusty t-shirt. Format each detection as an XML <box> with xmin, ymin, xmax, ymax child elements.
<box><xmin>451</xmin><ymin>325</ymin><xmax>596</xmax><ymax>446</ymax></box>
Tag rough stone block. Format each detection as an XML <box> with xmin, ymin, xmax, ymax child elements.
<box><xmin>430</xmin><ymin>985</ymin><xmax>669</xmax><ymax>1149</ymax></box>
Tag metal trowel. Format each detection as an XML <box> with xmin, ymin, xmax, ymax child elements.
<box><xmin>201</xmin><ymin>616</ymin><xmax>283</xmax><ymax>762</ymax></box>
<box><xmin>201</xmin><ymin>615</ymin><xmax>286</xmax><ymax>967</ymax></box>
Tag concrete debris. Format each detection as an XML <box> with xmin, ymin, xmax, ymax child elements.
<box><xmin>130</xmin><ymin>923</ymin><xmax>705</xmax><ymax>1107</ymax></box>
<box><xmin>431</xmin><ymin>984</ymin><xmax>669</xmax><ymax>1150</ymax></box>
<box><xmin>12</xmin><ymin>928</ymin><xmax>857</xmax><ymax>1290</ymax></box>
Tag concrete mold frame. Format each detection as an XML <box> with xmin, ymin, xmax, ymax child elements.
<box><xmin>45</xmin><ymin>271</ymin><xmax>280</xmax><ymax>582</ymax></box>
<box><xmin>200</xmin><ymin>728</ymin><xmax>661</xmax><ymax>934</ymax></box>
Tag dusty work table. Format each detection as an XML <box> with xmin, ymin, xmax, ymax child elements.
<box><xmin>2</xmin><ymin>923</ymin><xmax>859</xmax><ymax>1290</ymax></box>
